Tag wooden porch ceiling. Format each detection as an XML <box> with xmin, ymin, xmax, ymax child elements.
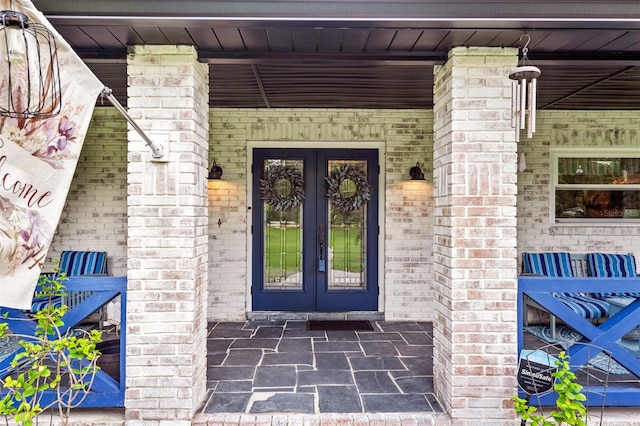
<box><xmin>32</xmin><ymin>0</ymin><xmax>640</xmax><ymax>110</ymax></box>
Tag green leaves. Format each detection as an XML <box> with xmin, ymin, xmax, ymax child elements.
<box><xmin>513</xmin><ymin>351</ymin><xmax>589</xmax><ymax>425</ymax></box>
<box><xmin>0</xmin><ymin>264</ymin><xmax>103</xmax><ymax>425</ymax></box>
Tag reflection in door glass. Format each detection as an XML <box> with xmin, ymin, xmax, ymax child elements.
<box><xmin>327</xmin><ymin>160</ymin><xmax>367</xmax><ymax>290</ymax></box>
<box><xmin>262</xmin><ymin>159</ymin><xmax>304</xmax><ymax>290</ymax></box>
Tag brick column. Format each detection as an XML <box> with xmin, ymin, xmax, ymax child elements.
<box><xmin>432</xmin><ymin>47</ymin><xmax>519</xmax><ymax>423</ymax></box>
<box><xmin>125</xmin><ymin>45</ymin><xmax>209</xmax><ymax>425</ymax></box>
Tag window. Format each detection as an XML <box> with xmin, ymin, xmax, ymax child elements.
<box><xmin>552</xmin><ymin>149</ymin><xmax>640</xmax><ymax>223</ymax></box>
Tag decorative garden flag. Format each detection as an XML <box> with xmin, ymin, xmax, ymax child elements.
<box><xmin>0</xmin><ymin>0</ymin><xmax>103</xmax><ymax>309</ymax></box>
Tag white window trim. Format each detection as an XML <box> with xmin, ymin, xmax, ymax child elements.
<box><xmin>551</xmin><ymin>148</ymin><xmax>640</xmax><ymax>225</ymax></box>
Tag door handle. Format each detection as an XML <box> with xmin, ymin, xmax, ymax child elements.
<box><xmin>318</xmin><ymin>224</ymin><xmax>325</xmax><ymax>245</ymax></box>
<box><xmin>318</xmin><ymin>224</ymin><xmax>325</xmax><ymax>272</ymax></box>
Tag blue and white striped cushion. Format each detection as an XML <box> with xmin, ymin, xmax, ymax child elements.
<box><xmin>587</xmin><ymin>253</ymin><xmax>640</xmax><ymax>298</ymax></box>
<box><xmin>31</xmin><ymin>296</ymin><xmax>63</xmax><ymax>313</ymax></box>
<box><xmin>32</xmin><ymin>251</ymin><xmax>107</xmax><ymax>313</ymax></box>
<box><xmin>556</xmin><ymin>294</ymin><xmax>610</xmax><ymax>319</ymax></box>
<box><xmin>522</xmin><ymin>252</ymin><xmax>576</xmax><ymax>297</ymax></box>
<box><xmin>523</xmin><ymin>252</ymin><xmax>574</xmax><ymax>277</ymax></box>
<box><xmin>59</xmin><ymin>251</ymin><xmax>108</xmax><ymax>276</ymax></box>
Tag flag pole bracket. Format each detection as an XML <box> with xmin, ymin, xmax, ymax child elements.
<box><xmin>101</xmin><ymin>86</ymin><xmax>167</xmax><ymax>161</ymax></box>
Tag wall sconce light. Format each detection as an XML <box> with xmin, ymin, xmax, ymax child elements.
<box><xmin>0</xmin><ymin>8</ymin><xmax>61</xmax><ymax>119</ymax></box>
<box><xmin>409</xmin><ymin>162</ymin><xmax>425</xmax><ymax>181</ymax></box>
<box><xmin>208</xmin><ymin>161</ymin><xmax>223</xmax><ymax>180</ymax></box>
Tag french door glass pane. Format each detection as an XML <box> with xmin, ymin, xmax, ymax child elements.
<box><xmin>327</xmin><ymin>160</ymin><xmax>367</xmax><ymax>290</ymax></box>
<box><xmin>262</xmin><ymin>159</ymin><xmax>303</xmax><ymax>290</ymax></box>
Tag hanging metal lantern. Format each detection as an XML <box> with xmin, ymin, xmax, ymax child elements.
<box><xmin>0</xmin><ymin>8</ymin><xmax>61</xmax><ymax>119</ymax></box>
<box><xmin>509</xmin><ymin>34</ymin><xmax>540</xmax><ymax>142</ymax></box>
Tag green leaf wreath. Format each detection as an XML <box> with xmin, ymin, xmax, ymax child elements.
<box><xmin>325</xmin><ymin>164</ymin><xmax>372</xmax><ymax>214</ymax></box>
<box><xmin>260</xmin><ymin>165</ymin><xmax>305</xmax><ymax>211</ymax></box>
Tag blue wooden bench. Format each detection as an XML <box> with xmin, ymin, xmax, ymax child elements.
<box><xmin>522</xmin><ymin>252</ymin><xmax>610</xmax><ymax>338</ymax></box>
<box><xmin>1</xmin><ymin>276</ymin><xmax>126</xmax><ymax>408</ymax></box>
<box><xmin>32</xmin><ymin>251</ymin><xmax>108</xmax><ymax>312</ymax></box>
<box><xmin>518</xmin><ymin>276</ymin><xmax>640</xmax><ymax>406</ymax></box>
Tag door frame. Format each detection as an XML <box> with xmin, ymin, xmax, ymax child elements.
<box><xmin>246</xmin><ymin>141</ymin><xmax>386</xmax><ymax>313</ymax></box>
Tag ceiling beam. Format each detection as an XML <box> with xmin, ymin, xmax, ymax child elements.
<box><xmin>529</xmin><ymin>53</ymin><xmax>640</xmax><ymax>67</ymax></box>
<box><xmin>199</xmin><ymin>52</ymin><xmax>446</xmax><ymax>65</ymax></box>
<box><xmin>251</xmin><ymin>64</ymin><xmax>271</xmax><ymax>108</ymax></box>
<box><xmin>32</xmin><ymin>1</ymin><xmax>640</xmax><ymax>25</ymax></box>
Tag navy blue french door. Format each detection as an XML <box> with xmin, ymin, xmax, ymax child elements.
<box><xmin>252</xmin><ymin>148</ymin><xmax>379</xmax><ymax>311</ymax></box>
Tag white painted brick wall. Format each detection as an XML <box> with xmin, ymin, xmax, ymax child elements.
<box><xmin>517</xmin><ymin>110</ymin><xmax>640</xmax><ymax>258</ymax></box>
<box><xmin>50</xmin><ymin>107</ymin><xmax>640</xmax><ymax>326</ymax></box>
<box><xmin>46</xmin><ymin>108</ymin><xmax>128</xmax><ymax>275</ymax></box>
<box><xmin>208</xmin><ymin>108</ymin><xmax>434</xmax><ymax>321</ymax></box>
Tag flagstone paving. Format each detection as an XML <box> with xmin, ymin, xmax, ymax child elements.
<box><xmin>201</xmin><ymin>321</ymin><xmax>443</xmax><ymax>415</ymax></box>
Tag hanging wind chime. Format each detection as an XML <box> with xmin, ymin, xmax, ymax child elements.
<box><xmin>0</xmin><ymin>3</ymin><xmax>61</xmax><ymax>119</ymax></box>
<box><xmin>509</xmin><ymin>34</ymin><xmax>540</xmax><ymax>142</ymax></box>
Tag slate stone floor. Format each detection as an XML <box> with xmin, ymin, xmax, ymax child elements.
<box><xmin>201</xmin><ymin>320</ymin><xmax>443</xmax><ymax>415</ymax></box>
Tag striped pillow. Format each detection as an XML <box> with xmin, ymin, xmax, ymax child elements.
<box><xmin>587</xmin><ymin>253</ymin><xmax>637</xmax><ymax>277</ymax></box>
<box><xmin>522</xmin><ymin>252</ymin><xmax>575</xmax><ymax>297</ymax></box>
<box><xmin>522</xmin><ymin>252</ymin><xmax>574</xmax><ymax>277</ymax></box>
<box><xmin>587</xmin><ymin>253</ymin><xmax>640</xmax><ymax>298</ymax></box>
<box><xmin>59</xmin><ymin>251</ymin><xmax>108</xmax><ymax>276</ymax></box>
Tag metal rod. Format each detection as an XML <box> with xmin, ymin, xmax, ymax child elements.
<box><xmin>530</xmin><ymin>78</ymin><xmax>537</xmax><ymax>136</ymax></box>
<box><xmin>100</xmin><ymin>86</ymin><xmax>164</xmax><ymax>158</ymax></box>
<box><xmin>519</xmin><ymin>78</ymin><xmax>526</xmax><ymax>129</ymax></box>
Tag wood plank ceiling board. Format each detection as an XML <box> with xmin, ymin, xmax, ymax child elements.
<box><xmin>599</xmin><ymin>32</ymin><xmax>640</xmax><ymax>52</ymax></box>
<box><xmin>533</xmin><ymin>30</ymin><xmax>610</xmax><ymax>53</ymax></box>
<box><xmin>388</xmin><ymin>29</ymin><xmax>424</xmax><ymax>51</ymax></box>
<box><xmin>550</xmin><ymin>30</ymin><xmax>609</xmax><ymax>52</ymax></box>
<box><xmin>411</xmin><ymin>29</ymin><xmax>450</xmax><ymax>51</ymax></box>
<box><xmin>130</xmin><ymin>26</ymin><xmax>170</xmax><ymax>44</ymax></box>
<box><xmin>56</xmin><ymin>26</ymin><xmax>101</xmax><ymax>51</ymax></box>
<box><xmin>484</xmin><ymin>30</ymin><xmax>530</xmax><ymax>48</ymax></box>
<box><xmin>435</xmin><ymin>30</ymin><xmax>479</xmax><ymax>51</ymax></box>
<box><xmin>341</xmin><ymin>29</ymin><xmax>372</xmax><ymax>52</ymax></box>
<box><xmin>576</xmin><ymin>31</ymin><xmax>631</xmax><ymax>52</ymax></box>
<box><xmin>265</xmin><ymin>28</ymin><xmax>293</xmax><ymax>52</ymax></box>
<box><xmin>186</xmin><ymin>27</ymin><xmax>223</xmax><ymax>51</ymax></box>
<box><xmin>213</xmin><ymin>27</ymin><xmax>246</xmax><ymax>51</ymax></box>
<box><xmin>239</xmin><ymin>28</ymin><xmax>271</xmax><ymax>51</ymax></box>
<box><xmin>317</xmin><ymin>29</ymin><xmax>345</xmax><ymax>52</ymax></box>
<box><xmin>292</xmin><ymin>29</ymin><xmax>320</xmax><ymax>53</ymax></box>
<box><xmin>157</xmin><ymin>27</ymin><xmax>195</xmax><ymax>46</ymax></box>
<box><xmin>363</xmin><ymin>29</ymin><xmax>396</xmax><ymax>52</ymax></box>
<box><xmin>105</xmin><ymin>26</ymin><xmax>147</xmax><ymax>47</ymax></box>
<box><xmin>36</xmin><ymin>0</ymin><xmax>640</xmax><ymax>110</ymax></box>
<box><xmin>209</xmin><ymin>64</ymin><xmax>266</xmax><ymax>107</ymax></box>
<box><xmin>78</xmin><ymin>26</ymin><xmax>125</xmax><ymax>50</ymax></box>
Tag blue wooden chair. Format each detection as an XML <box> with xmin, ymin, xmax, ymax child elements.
<box><xmin>32</xmin><ymin>251</ymin><xmax>108</xmax><ymax>312</ymax></box>
<box><xmin>522</xmin><ymin>252</ymin><xmax>610</xmax><ymax>338</ymax></box>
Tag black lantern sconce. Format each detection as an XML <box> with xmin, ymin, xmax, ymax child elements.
<box><xmin>208</xmin><ymin>161</ymin><xmax>223</xmax><ymax>180</ymax></box>
<box><xmin>409</xmin><ymin>162</ymin><xmax>425</xmax><ymax>181</ymax></box>
<box><xmin>0</xmin><ymin>8</ymin><xmax>62</xmax><ymax>119</ymax></box>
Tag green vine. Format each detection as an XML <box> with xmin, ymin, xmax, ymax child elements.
<box><xmin>260</xmin><ymin>165</ymin><xmax>305</xmax><ymax>211</ymax></box>
<box><xmin>0</xmin><ymin>267</ymin><xmax>102</xmax><ymax>426</ymax></box>
<box><xmin>513</xmin><ymin>351</ymin><xmax>588</xmax><ymax>426</ymax></box>
<box><xmin>325</xmin><ymin>164</ymin><xmax>372</xmax><ymax>214</ymax></box>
